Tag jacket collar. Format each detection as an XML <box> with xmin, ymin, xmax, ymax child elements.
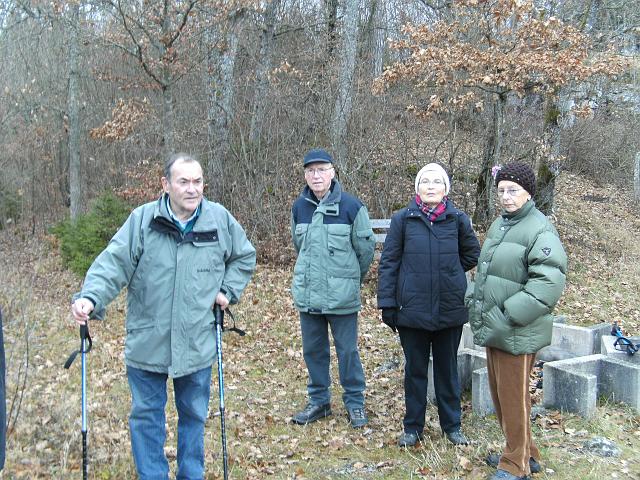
<box><xmin>301</xmin><ymin>179</ymin><xmax>342</xmax><ymax>217</ymax></box>
<box><xmin>154</xmin><ymin>194</ymin><xmax>218</xmax><ymax>232</ymax></box>
<box><xmin>501</xmin><ymin>198</ymin><xmax>535</xmax><ymax>222</ymax></box>
<box><xmin>405</xmin><ymin>198</ymin><xmax>457</xmax><ymax>222</ymax></box>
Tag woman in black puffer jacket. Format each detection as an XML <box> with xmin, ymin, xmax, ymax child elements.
<box><xmin>377</xmin><ymin>163</ymin><xmax>480</xmax><ymax>447</ymax></box>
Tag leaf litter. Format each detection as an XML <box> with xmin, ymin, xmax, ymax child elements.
<box><xmin>0</xmin><ymin>173</ymin><xmax>639</xmax><ymax>478</ymax></box>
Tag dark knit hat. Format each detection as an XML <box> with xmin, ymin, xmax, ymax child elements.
<box><xmin>495</xmin><ymin>162</ymin><xmax>536</xmax><ymax>196</ymax></box>
<box><xmin>303</xmin><ymin>148</ymin><xmax>333</xmax><ymax>167</ymax></box>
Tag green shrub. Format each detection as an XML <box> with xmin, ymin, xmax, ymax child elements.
<box><xmin>0</xmin><ymin>183</ymin><xmax>22</xmax><ymax>229</ymax></box>
<box><xmin>52</xmin><ymin>193</ymin><xmax>132</xmax><ymax>276</ymax></box>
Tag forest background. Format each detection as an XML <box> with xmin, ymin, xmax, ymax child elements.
<box><xmin>0</xmin><ymin>0</ymin><xmax>639</xmax><ymax>478</ymax></box>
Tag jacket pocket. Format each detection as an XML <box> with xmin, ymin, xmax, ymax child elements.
<box><xmin>326</xmin><ymin>270</ymin><xmax>359</xmax><ymax>310</ymax></box>
<box><xmin>125</xmin><ymin>323</ymin><xmax>169</xmax><ymax>367</ymax></box>
<box><xmin>482</xmin><ymin>305</ymin><xmax>513</xmax><ymax>350</ymax></box>
<box><xmin>187</xmin><ymin>242</ymin><xmax>225</xmax><ymax>306</ymax></box>
<box><xmin>327</xmin><ymin>223</ymin><xmax>352</xmax><ymax>252</ymax></box>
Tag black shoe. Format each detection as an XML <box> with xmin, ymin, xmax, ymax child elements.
<box><xmin>291</xmin><ymin>403</ymin><xmax>332</xmax><ymax>425</ymax></box>
<box><xmin>398</xmin><ymin>431</ymin><xmax>423</xmax><ymax>447</ymax></box>
<box><xmin>347</xmin><ymin>407</ymin><xmax>368</xmax><ymax>428</ymax></box>
<box><xmin>487</xmin><ymin>469</ymin><xmax>530</xmax><ymax>480</ymax></box>
<box><xmin>445</xmin><ymin>429</ymin><xmax>469</xmax><ymax>445</ymax></box>
<box><xmin>486</xmin><ymin>454</ymin><xmax>541</xmax><ymax>474</ymax></box>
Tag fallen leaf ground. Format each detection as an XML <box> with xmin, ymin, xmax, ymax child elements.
<box><xmin>0</xmin><ymin>172</ymin><xmax>639</xmax><ymax>479</ymax></box>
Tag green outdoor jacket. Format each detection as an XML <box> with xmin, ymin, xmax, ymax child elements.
<box><xmin>291</xmin><ymin>180</ymin><xmax>375</xmax><ymax>315</ymax></box>
<box><xmin>76</xmin><ymin>194</ymin><xmax>256</xmax><ymax>377</ymax></box>
<box><xmin>468</xmin><ymin>200</ymin><xmax>567</xmax><ymax>354</ymax></box>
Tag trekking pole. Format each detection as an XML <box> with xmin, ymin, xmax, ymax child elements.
<box><xmin>213</xmin><ymin>305</ymin><xmax>229</xmax><ymax>480</ymax></box>
<box><xmin>65</xmin><ymin>323</ymin><xmax>93</xmax><ymax>479</ymax></box>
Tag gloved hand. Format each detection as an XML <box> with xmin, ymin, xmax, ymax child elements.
<box><xmin>381</xmin><ymin>308</ymin><xmax>398</xmax><ymax>332</ymax></box>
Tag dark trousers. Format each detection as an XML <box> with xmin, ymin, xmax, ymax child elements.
<box><xmin>398</xmin><ymin>325</ymin><xmax>463</xmax><ymax>435</ymax></box>
<box><xmin>300</xmin><ymin>312</ymin><xmax>366</xmax><ymax>409</ymax></box>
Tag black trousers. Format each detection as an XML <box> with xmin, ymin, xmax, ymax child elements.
<box><xmin>398</xmin><ymin>325</ymin><xmax>463</xmax><ymax>435</ymax></box>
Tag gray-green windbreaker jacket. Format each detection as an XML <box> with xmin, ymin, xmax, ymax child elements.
<box><xmin>75</xmin><ymin>194</ymin><xmax>256</xmax><ymax>378</ymax></box>
<box><xmin>291</xmin><ymin>180</ymin><xmax>375</xmax><ymax>315</ymax></box>
<box><xmin>468</xmin><ymin>200</ymin><xmax>567</xmax><ymax>355</ymax></box>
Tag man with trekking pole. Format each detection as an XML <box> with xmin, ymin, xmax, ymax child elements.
<box><xmin>71</xmin><ymin>153</ymin><xmax>256</xmax><ymax>479</ymax></box>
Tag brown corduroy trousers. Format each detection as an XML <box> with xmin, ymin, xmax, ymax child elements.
<box><xmin>486</xmin><ymin>347</ymin><xmax>540</xmax><ymax>477</ymax></box>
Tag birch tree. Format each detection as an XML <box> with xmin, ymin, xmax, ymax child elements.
<box><xmin>249</xmin><ymin>0</ymin><xmax>281</xmax><ymax>144</ymax></box>
<box><xmin>330</xmin><ymin>0</ymin><xmax>358</xmax><ymax>168</ymax></box>
<box><xmin>67</xmin><ymin>1</ymin><xmax>81</xmax><ymax>220</ymax></box>
<box><xmin>205</xmin><ymin>8</ymin><xmax>245</xmax><ymax>197</ymax></box>
<box><xmin>368</xmin><ymin>0</ymin><xmax>386</xmax><ymax>78</ymax></box>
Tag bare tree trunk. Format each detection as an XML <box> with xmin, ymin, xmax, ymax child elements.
<box><xmin>581</xmin><ymin>0</ymin><xmax>602</xmax><ymax>32</ymax></box>
<box><xmin>160</xmin><ymin>2</ymin><xmax>174</xmax><ymax>158</ymax></box>
<box><xmin>474</xmin><ymin>93</ymin><xmax>505</xmax><ymax>225</ymax></box>
<box><xmin>206</xmin><ymin>12</ymin><xmax>243</xmax><ymax>198</ymax></box>
<box><xmin>369</xmin><ymin>0</ymin><xmax>385</xmax><ymax>78</ymax></box>
<box><xmin>536</xmin><ymin>93</ymin><xmax>561</xmax><ymax>215</ymax></box>
<box><xmin>634</xmin><ymin>152</ymin><xmax>640</xmax><ymax>201</ymax></box>
<box><xmin>325</xmin><ymin>0</ymin><xmax>338</xmax><ymax>57</ymax></box>
<box><xmin>68</xmin><ymin>1</ymin><xmax>81</xmax><ymax>220</ymax></box>
<box><xmin>161</xmin><ymin>84</ymin><xmax>174</xmax><ymax>158</ymax></box>
<box><xmin>330</xmin><ymin>0</ymin><xmax>359</xmax><ymax>168</ymax></box>
<box><xmin>249</xmin><ymin>0</ymin><xmax>280</xmax><ymax>144</ymax></box>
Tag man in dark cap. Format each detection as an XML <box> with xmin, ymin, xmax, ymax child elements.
<box><xmin>290</xmin><ymin>148</ymin><xmax>376</xmax><ymax>428</ymax></box>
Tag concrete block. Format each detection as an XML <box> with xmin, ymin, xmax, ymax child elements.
<box><xmin>601</xmin><ymin>335</ymin><xmax>640</xmax><ymax>365</ymax></box>
<box><xmin>543</xmin><ymin>354</ymin><xmax>640</xmax><ymax>416</ymax></box>
<box><xmin>543</xmin><ymin>355</ymin><xmax>599</xmax><ymax>417</ymax></box>
<box><xmin>538</xmin><ymin>322</ymin><xmax>610</xmax><ymax>361</ymax></box>
<box><xmin>457</xmin><ymin>348</ymin><xmax>487</xmax><ymax>390</ymax></box>
<box><xmin>425</xmin><ymin>348</ymin><xmax>487</xmax><ymax>403</ymax></box>
<box><xmin>472</xmin><ymin>367</ymin><xmax>495</xmax><ymax>416</ymax></box>
<box><xmin>598</xmin><ymin>356</ymin><xmax>640</xmax><ymax>411</ymax></box>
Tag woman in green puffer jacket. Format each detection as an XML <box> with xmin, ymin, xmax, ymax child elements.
<box><xmin>468</xmin><ymin>163</ymin><xmax>567</xmax><ymax>480</ymax></box>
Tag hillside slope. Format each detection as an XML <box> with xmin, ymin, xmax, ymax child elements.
<box><xmin>0</xmin><ymin>172</ymin><xmax>638</xmax><ymax>479</ymax></box>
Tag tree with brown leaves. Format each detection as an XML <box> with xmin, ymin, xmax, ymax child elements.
<box><xmin>374</xmin><ymin>0</ymin><xmax>627</xmax><ymax>223</ymax></box>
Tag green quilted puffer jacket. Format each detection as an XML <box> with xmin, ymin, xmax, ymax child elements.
<box><xmin>468</xmin><ymin>200</ymin><xmax>567</xmax><ymax>354</ymax></box>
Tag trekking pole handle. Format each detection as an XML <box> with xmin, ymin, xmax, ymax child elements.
<box><xmin>214</xmin><ymin>304</ymin><xmax>224</xmax><ymax>328</ymax></box>
<box><xmin>80</xmin><ymin>323</ymin><xmax>89</xmax><ymax>345</ymax></box>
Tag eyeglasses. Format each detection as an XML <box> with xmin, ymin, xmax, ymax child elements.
<box><xmin>497</xmin><ymin>188</ymin><xmax>524</xmax><ymax>197</ymax></box>
<box><xmin>419</xmin><ymin>178</ymin><xmax>444</xmax><ymax>186</ymax></box>
<box><xmin>304</xmin><ymin>166</ymin><xmax>334</xmax><ymax>176</ymax></box>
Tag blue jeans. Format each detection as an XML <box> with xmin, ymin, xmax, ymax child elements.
<box><xmin>299</xmin><ymin>312</ymin><xmax>366</xmax><ymax>409</ymax></box>
<box><xmin>127</xmin><ymin>366</ymin><xmax>212</xmax><ymax>480</ymax></box>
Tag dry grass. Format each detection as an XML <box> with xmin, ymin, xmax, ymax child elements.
<box><xmin>0</xmin><ymin>172</ymin><xmax>639</xmax><ymax>479</ymax></box>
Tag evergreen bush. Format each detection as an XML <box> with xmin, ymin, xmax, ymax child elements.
<box><xmin>0</xmin><ymin>183</ymin><xmax>21</xmax><ymax>230</ymax></box>
<box><xmin>52</xmin><ymin>193</ymin><xmax>132</xmax><ymax>276</ymax></box>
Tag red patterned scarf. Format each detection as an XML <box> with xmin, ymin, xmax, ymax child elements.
<box><xmin>415</xmin><ymin>195</ymin><xmax>448</xmax><ymax>221</ymax></box>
